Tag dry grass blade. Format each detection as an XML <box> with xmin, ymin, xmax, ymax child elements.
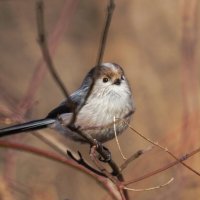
<box><xmin>113</xmin><ymin>116</ymin><xmax>127</xmax><ymax>160</ymax></box>
<box><xmin>124</xmin><ymin>177</ymin><xmax>174</xmax><ymax>192</ymax></box>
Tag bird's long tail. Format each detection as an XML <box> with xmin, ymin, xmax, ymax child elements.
<box><xmin>0</xmin><ymin>118</ymin><xmax>56</xmax><ymax>137</ymax></box>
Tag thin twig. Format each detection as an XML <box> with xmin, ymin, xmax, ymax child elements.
<box><xmin>14</xmin><ymin>0</ymin><xmax>76</xmax><ymax>119</ymax></box>
<box><xmin>96</xmin><ymin>0</ymin><xmax>115</xmax><ymax>65</ymax></box>
<box><xmin>36</xmin><ymin>1</ymin><xmax>128</xmax><ymax>198</ymax></box>
<box><xmin>68</xmin><ymin>127</ymin><xmax>122</xmax><ymax>177</ymax></box>
<box><xmin>0</xmin><ymin>140</ymin><xmax>97</xmax><ymax>177</ymax></box>
<box><xmin>90</xmin><ymin>146</ymin><xmax>126</xmax><ymax>200</ymax></box>
<box><xmin>124</xmin><ymin>178</ymin><xmax>174</xmax><ymax>192</ymax></box>
<box><xmin>67</xmin><ymin>150</ymin><xmax>106</xmax><ymax>177</ymax></box>
<box><xmin>36</xmin><ymin>0</ymin><xmax>80</xmax><ymax>136</ymax></box>
<box><xmin>0</xmin><ymin>0</ymin><xmax>78</xmax><ymax>185</ymax></box>
<box><xmin>32</xmin><ymin>131</ymin><xmax>69</xmax><ymax>157</ymax></box>
<box><xmin>69</xmin><ymin>0</ymin><xmax>116</xmax><ymax>126</ymax></box>
<box><xmin>36</xmin><ymin>0</ymin><xmax>74</xmax><ymax>108</ymax></box>
<box><xmin>124</xmin><ymin>147</ymin><xmax>200</xmax><ymax>186</ymax></box>
<box><xmin>122</xmin><ymin>121</ymin><xmax>200</xmax><ymax>177</ymax></box>
<box><xmin>90</xmin><ymin>146</ymin><xmax>117</xmax><ymax>181</ymax></box>
<box><xmin>120</xmin><ymin>146</ymin><xmax>153</xmax><ymax>172</ymax></box>
<box><xmin>36</xmin><ymin>0</ymin><xmax>122</xmax><ymax>183</ymax></box>
<box><xmin>113</xmin><ymin>116</ymin><xmax>127</xmax><ymax>160</ymax></box>
<box><xmin>0</xmin><ymin>140</ymin><xmax>123</xmax><ymax>200</ymax></box>
<box><xmin>117</xmin><ymin>119</ymin><xmax>200</xmax><ymax>176</ymax></box>
<box><xmin>0</xmin><ymin>139</ymin><xmax>124</xmax><ymax>200</ymax></box>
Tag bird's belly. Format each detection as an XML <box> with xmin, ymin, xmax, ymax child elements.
<box><xmin>52</xmin><ymin>97</ymin><xmax>133</xmax><ymax>143</ymax></box>
<box><xmin>73</xmin><ymin>103</ymin><xmax>132</xmax><ymax>142</ymax></box>
<box><xmin>80</xmin><ymin>117</ymin><xmax>130</xmax><ymax>143</ymax></box>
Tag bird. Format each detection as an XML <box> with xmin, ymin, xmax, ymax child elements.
<box><xmin>0</xmin><ymin>63</ymin><xmax>135</xmax><ymax>143</ymax></box>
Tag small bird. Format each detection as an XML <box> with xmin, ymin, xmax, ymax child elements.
<box><xmin>0</xmin><ymin>63</ymin><xmax>135</xmax><ymax>143</ymax></box>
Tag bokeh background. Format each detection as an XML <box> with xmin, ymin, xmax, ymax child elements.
<box><xmin>0</xmin><ymin>0</ymin><xmax>200</xmax><ymax>199</ymax></box>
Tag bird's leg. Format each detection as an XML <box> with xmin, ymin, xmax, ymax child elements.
<box><xmin>91</xmin><ymin>140</ymin><xmax>112</xmax><ymax>163</ymax></box>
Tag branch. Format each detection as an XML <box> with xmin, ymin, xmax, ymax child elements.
<box><xmin>69</xmin><ymin>0</ymin><xmax>116</xmax><ymax>125</ymax></box>
<box><xmin>36</xmin><ymin>0</ymin><xmax>123</xmax><ymax>184</ymax></box>
<box><xmin>120</xmin><ymin>146</ymin><xmax>153</xmax><ymax>172</ymax></box>
<box><xmin>67</xmin><ymin>150</ymin><xmax>106</xmax><ymax>177</ymax></box>
<box><xmin>0</xmin><ymin>140</ymin><xmax>97</xmax><ymax>177</ymax></box>
<box><xmin>36</xmin><ymin>1</ymin><xmax>128</xmax><ymax>199</ymax></box>
<box><xmin>90</xmin><ymin>146</ymin><xmax>126</xmax><ymax>200</ymax></box>
<box><xmin>0</xmin><ymin>140</ymin><xmax>123</xmax><ymax>200</ymax></box>
<box><xmin>123</xmin><ymin>121</ymin><xmax>200</xmax><ymax>177</ymax></box>
<box><xmin>96</xmin><ymin>0</ymin><xmax>115</xmax><ymax>65</ymax></box>
<box><xmin>124</xmin><ymin>146</ymin><xmax>200</xmax><ymax>186</ymax></box>
<box><xmin>14</xmin><ymin>0</ymin><xmax>77</xmax><ymax>119</ymax></box>
<box><xmin>36</xmin><ymin>0</ymin><xmax>73</xmax><ymax>103</ymax></box>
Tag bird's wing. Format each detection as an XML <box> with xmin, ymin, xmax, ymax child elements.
<box><xmin>46</xmin><ymin>88</ymin><xmax>87</xmax><ymax>119</ymax></box>
<box><xmin>46</xmin><ymin>103</ymin><xmax>73</xmax><ymax>119</ymax></box>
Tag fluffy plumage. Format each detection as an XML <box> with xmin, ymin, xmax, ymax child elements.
<box><xmin>0</xmin><ymin>63</ymin><xmax>135</xmax><ymax>143</ymax></box>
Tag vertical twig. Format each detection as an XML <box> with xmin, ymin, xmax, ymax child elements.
<box><xmin>14</xmin><ymin>0</ymin><xmax>77</xmax><ymax>119</ymax></box>
<box><xmin>36</xmin><ymin>0</ymin><xmax>74</xmax><ymax>109</ymax></box>
<box><xmin>36</xmin><ymin>1</ymin><xmax>129</xmax><ymax>199</ymax></box>
<box><xmin>96</xmin><ymin>0</ymin><xmax>115</xmax><ymax>65</ymax></box>
<box><xmin>3</xmin><ymin>0</ymin><xmax>77</xmax><ymax>191</ymax></box>
<box><xmin>69</xmin><ymin>0</ymin><xmax>116</xmax><ymax>125</ymax></box>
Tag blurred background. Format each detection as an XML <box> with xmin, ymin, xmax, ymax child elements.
<box><xmin>0</xmin><ymin>0</ymin><xmax>200</xmax><ymax>199</ymax></box>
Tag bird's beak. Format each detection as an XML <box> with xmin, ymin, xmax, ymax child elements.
<box><xmin>113</xmin><ymin>78</ymin><xmax>121</xmax><ymax>85</ymax></box>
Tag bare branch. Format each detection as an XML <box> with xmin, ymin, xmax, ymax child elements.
<box><xmin>124</xmin><ymin>147</ymin><xmax>200</xmax><ymax>186</ymax></box>
<box><xmin>120</xmin><ymin>146</ymin><xmax>153</xmax><ymax>172</ymax></box>
<box><xmin>70</xmin><ymin>0</ymin><xmax>116</xmax><ymax>124</ymax></box>
<box><xmin>36</xmin><ymin>0</ymin><xmax>74</xmax><ymax>107</ymax></box>
<box><xmin>90</xmin><ymin>146</ymin><xmax>126</xmax><ymax>200</ymax></box>
<box><xmin>13</xmin><ymin>0</ymin><xmax>77</xmax><ymax>119</ymax></box>
<box><xmin>96</xmin><ymin>0</ymin><xmax>115</xmax><ymax>65</ymax></box>
<box><xmin>123</xmin><ymin>121</ymin><xmax>200</xmax><ymax>177</ymax></box>
<box><xmin>0</xmin><ymin>139</ymin><xmax>97</xmax><ymax>177</ymax></box>
<box><xmin>35</xmin><ymin>1</ymin><xmax>128</xmax><ymax>198</ymax></box>
<box><xmin>32</xmin><ymin>131</ymin><xmax>69</xmax><ymax>157</ymax></box>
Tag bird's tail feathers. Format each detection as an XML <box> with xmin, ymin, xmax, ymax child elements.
<box><xmin>0</xmin><ymin>118</ymin><xmax>55</xmax><ymax>137</ymax></box>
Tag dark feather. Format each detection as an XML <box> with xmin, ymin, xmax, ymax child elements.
<box><xmin>46</xmin><ymin>103</ymin><xmax>73</xmax><ymax>118</ymax></box>
<box><xmin>0</xmin><ymin>118</ymin><xmax>55</xmax><ymax>137</ymax></box>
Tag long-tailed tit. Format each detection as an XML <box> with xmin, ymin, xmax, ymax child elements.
<box><xmin>0</xmin><ymin>63</ymin><xmax>135</xmax><ymax>143</ymax></box>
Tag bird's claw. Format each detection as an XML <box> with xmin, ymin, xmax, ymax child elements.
<box><xmin>94</xmin><ymin>141</ymin><xmax>112</xmax><ymax>163</ymax></box>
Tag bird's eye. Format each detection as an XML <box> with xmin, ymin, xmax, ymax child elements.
<box><xmin>121</xmin><ymin>75</ymin><xmax>125</xmax><ymax>80</ymax></box>
<box><xmin>103</xmin><ymin>77</ymin><xmax>109</xmax><ymax>83</ymax></box>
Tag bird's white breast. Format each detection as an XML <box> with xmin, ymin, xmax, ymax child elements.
<box><xmin>76</xmin><ymin>83</ymin><xmax>134</xmax><ymax>128</ymax></box>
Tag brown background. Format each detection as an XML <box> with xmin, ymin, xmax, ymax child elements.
<box><xmin>0</xmin><ymin>0</ymin><xmax>200</xmax><ymax>200</ymax></box>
